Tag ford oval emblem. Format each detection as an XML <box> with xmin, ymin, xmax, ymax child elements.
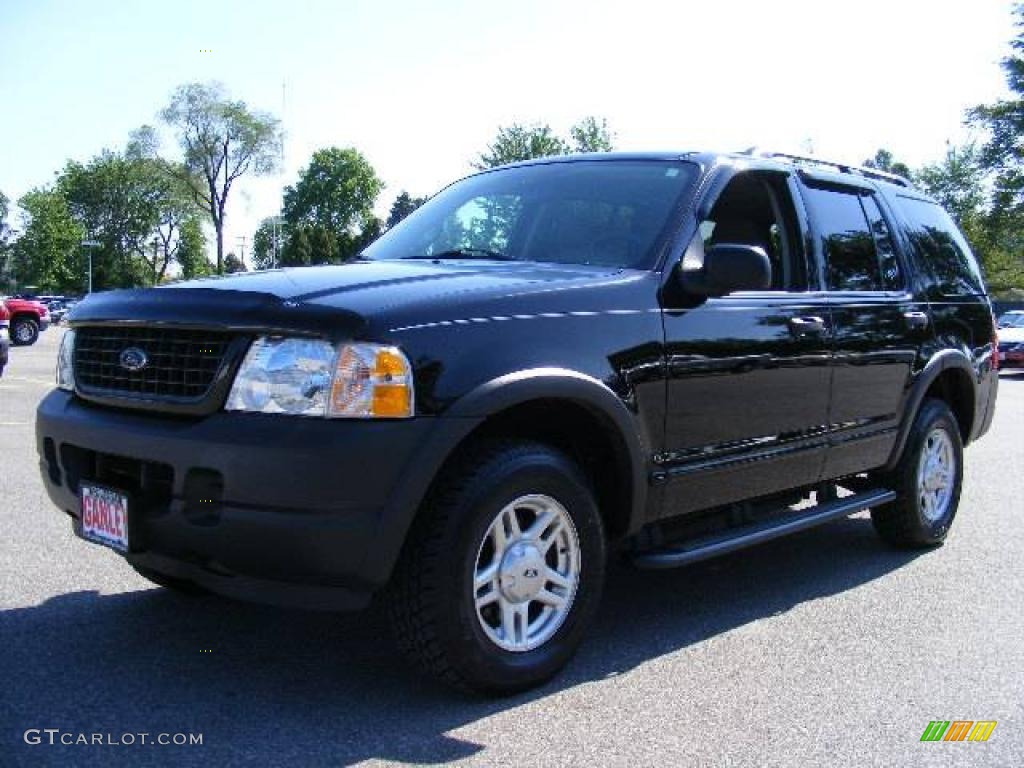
<box><xmin>119</xmin><ymin>347</ymin><xmax>148</xmax><ymax>372</ymax></box>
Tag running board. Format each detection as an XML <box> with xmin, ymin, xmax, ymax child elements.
<box><xmin>631</xmin><ymin>488</ymin><xmax>897</xmax><ymax>570</ymax></box>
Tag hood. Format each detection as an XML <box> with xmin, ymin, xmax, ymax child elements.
<box><xmin>67</xmin><ymin>260</ymin><xmax>634</xmax><ymax>339</ymax></box>
<box><xmin>999</xmin><ymin>326</ymin><xmax>1024</xmax><ymax>343</ymax></box>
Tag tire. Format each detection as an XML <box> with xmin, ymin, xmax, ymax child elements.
<box><xmin>130</xmin><ymin>564</ymin><xmax>208</xmax><ymax>595</ymax></box>
<box><xmin>871</xmin><ymin>398</ymin><xmax>963</xmax><ymax>548</ymax></box>
<box><xmin>11</xmin><ymin>317</ymin><xmax>39</xmax><ymax>346</ymax></box>
<box><xmin>387</xmin><ymin>440</ymin><xmax>606</xmax><ymax>695</ymax></box>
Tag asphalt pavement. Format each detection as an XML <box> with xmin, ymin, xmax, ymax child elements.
<box><xmin>2</xmin><ymin>327</ymin><xmax>1022</xmax><ymax>767</ymax></box>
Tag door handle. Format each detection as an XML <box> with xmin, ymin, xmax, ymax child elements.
<box><xmin>903</xmin><ymin>311</ymin><xmax>930</xmax><ymax>329</ymax></box>
<box><xmin>788</xmin><ymin>316</ymin><xmax>826</xmax><ymax>336</ymax></box>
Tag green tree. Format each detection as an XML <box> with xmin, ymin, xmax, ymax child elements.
<box><xmin>970</xmin><ymin>4</ymin><xmax>1024</xmax><ymax>216</ymax></box>
<box><xmin>474</xmin><ymin>122</ymin><xmax>568</xmax><ymax>169</ymax></box>
<box><xmin>252</xmin><ymin>215</ymin><xmax>285</xmax><ymax>270</ymax></box>
<box><xmin>224</xmin><ymin>251</ymin><xmax>247</xmax><ymax>273</ymax></box>
<box><xmin>570</xmin><ymin>116</ymin><xmax>615</xmax><ymax>153</ymax></box>
<box><xmin>915</xmin><ymin>144</ymin><xmax>987</xmax><ymax>225</ymax></box>
<box><xmin>283</xmin><ymin>147</ymin><xmax>383</xmax><ymax>240</ymax></box>
<box><xmin>160</xmin><ymin>82</ymin><xmax>281</xmax><ymax>274</ymax></box>
<box><xmin>309</xmin><ymin>225</ymin><xmax>337</xmax><ymax>265</ymax></box>
<box><xmin>58</xmin><ymin>151</ymin><xmax>161</xmax><ymax>288</ymax></box>
<box><xmin>177</xmin><ymin>217</ymin><xmax>212</xmax><ymax>279</ymax></box>
<box><xmin>474</xmin><ymin>117</ymin><xmax>616</xmax><ymax>169</ymax></box>
<box><xmin>0</xmin><ymin>190</ymin><xmax>13</xmax><ymax>290</ymax></box>
<box><xmin>11</xmin><ymin>188</ymin><xmax>84</xmax><ymax>291</ymax></box>
<box><xmin>282</xmin><ymin>226</ymin><xmax>312</xmax><ymax>266</ymax></box>
<box><xmin>386</xmin><ymin>191</ymin><xmax>427</xmax><ymax>229</ymax></box>
<box><xmin>863</xmin><ymin>148</ymin><xmax>912</xmax><ymax>179</ymax></box>
<box><xmin>351</xmin><ymin>216</ymin><xmax>383</xmax><ymax>255</ymax></box>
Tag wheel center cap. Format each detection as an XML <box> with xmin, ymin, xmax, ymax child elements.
<box><xmin>498</xmin><ymin>542</ymin><xmax>545</xmax><ymax>603</ymax></box>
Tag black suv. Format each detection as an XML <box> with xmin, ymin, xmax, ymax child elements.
<box><xmin>37</xmin><ymin>151</ymin><xmax>998</xmax><ymax>693</ymax></box>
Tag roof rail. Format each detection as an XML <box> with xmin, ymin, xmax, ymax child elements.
<box><xmin>739</xmin><ymin>149</ymin><xmax>913</xmax><ymax>188</ymax></box>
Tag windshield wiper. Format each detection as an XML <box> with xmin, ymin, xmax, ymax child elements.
<box><xmin>404</xmin><ymin>248</ymin><xmax>517</xmax><ymax>261</ymax></box>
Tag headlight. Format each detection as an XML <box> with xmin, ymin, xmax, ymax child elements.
<box><xmin>226</xmin><ymin>337</ymin><xmax>414</xmax><ymax>418</ymax></box>
<box><xmin>56</xmin><ymin>329</ymin><xmax>76</xmax><ymax>391</ymax></box>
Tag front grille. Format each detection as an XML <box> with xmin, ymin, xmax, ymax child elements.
<box><xmin>74</xmin><ymin>326</ymin><xmax>234</xmax><ymax>401</ymax></box>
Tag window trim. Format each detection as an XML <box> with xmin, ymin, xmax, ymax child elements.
<box><xmin>796</xmin><ymin>178</ymin><xmax>910</xmax><ymax>295</ymax></box>
<box><xmin>687</xmin><ymin>167</ymin><xmax>812</xmax><ymax>294</ymax></box>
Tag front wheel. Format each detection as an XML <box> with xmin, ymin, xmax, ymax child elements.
<box><xmin>871</xmin><ymin>398</ymin><xmax>963</xmax><ymax>547</ymax></box>
<box><xmin>11</xmin><ymin>317</ymin><xmax>39</xmax><ymax>346</ymax></box>
<box><xmin>387</xmin><ymin>440</ymin><xmax>606</xmax><ymax>694</ymax></box>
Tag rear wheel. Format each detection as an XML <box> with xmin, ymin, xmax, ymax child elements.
<box><xmin>871</xmin><ymin>398</ymin><xmax>963</xmax><ymax>547</ymax></box>
<box><xmin>387</xmin><ymin>440</ymin><xmax>606</xmax><ymax>694</ymax></box>
<box><xmin>11</xmin><ymin>317</ymin><xmax>39</xmax><ymax>346</ymax></box>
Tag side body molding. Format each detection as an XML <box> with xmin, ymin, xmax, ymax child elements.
<box><xmin>446</xmin><ymin>367</ymin><xmax>652</xmax><ymax>534</ymax></box>
<box><xmin>883</xmin><ymin>349</ymin><xmax>977</xmax><ymax>471</ymax></box>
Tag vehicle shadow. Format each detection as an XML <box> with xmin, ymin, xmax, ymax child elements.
<box><xmin>4</xmin><ymin>514</ymin><xmax>924</xmax><ymax>767</ymax></box>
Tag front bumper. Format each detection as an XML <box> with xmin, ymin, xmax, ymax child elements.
<box><xmin>1000</xmin><ymin>351</ymin><xmax>1024</xmax><ymax>368</ymax></box>
<box><xmin>37</xmin><ymin>390</ymin><xmax>480</xmax><ymax>610</ymax></box>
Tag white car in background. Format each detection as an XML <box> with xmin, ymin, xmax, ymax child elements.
<box><xmin>998</xmin><ymin>311</ymin><xmax>1024</xmax><ymax>370</ymax></box>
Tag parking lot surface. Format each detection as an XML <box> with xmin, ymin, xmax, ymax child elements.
<box><xmin>2</xmin><ymin>328</ymin><xmax>1022</xmax><ymax>767</ymax></box>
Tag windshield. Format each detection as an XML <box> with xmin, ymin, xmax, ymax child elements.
<box><xmin>362</xmin><ymin>160</ymin><xmax>697</xmax><ymax>269</ymax></box>
<box><xmin>999</xmin><ymin>313</ymin><xmax>1024</xmax><ymax>328</ymax></box>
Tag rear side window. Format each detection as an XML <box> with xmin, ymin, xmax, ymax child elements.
<box><xmin>803</xmin><ymin>185</ymin><xmax>898</xmax><ymax>291</ymax></box>
<box><xmin>894</xmin><ymin>196</ymin><xmax>985</xmax><ymax>296</ymax></box>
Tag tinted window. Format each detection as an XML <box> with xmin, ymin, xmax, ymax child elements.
<box><xmin>861</xmin><ymin>195</ymin><xmax>903</xmax><ymax>290</ymax></box>
<box><xmin>363</xmin><ymin>161</ymin><xmax>696</xmax><ymax>269</ymax></box>
<box><xmin>803</xmin><ymin>185</ymin><xmax>882</xmax><ymax>291</ymax></box>
<box><xmin>895</xmin><ymin>196</ymin><xmax>985</xmax><ymax>296</ymax></box>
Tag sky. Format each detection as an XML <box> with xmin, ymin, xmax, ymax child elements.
<box><xmin>0</xmin><ymin>0</ymin><xmax>1016</xmax><ymax>266</ymax></box>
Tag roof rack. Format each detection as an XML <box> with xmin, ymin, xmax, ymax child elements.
<box><xmin>738</xmin><ymin>149</ymin><xmax>913</xmax><ymax>188</ymax></box>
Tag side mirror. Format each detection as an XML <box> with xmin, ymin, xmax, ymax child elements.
<box><xmin>680</xmin><ymin>244</ymin><xmax>771</xmax><ymax>297</ymax></box>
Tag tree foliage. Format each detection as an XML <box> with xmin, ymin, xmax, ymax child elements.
<box><xmin>970</xmin><ymin>4</ymin><xmax>1024</xmax><ymax>216</ymax></box>
<box><xmin>11</xmin><ymin>188</ymin><xmax>84</xmax><ymax>292</ymax></box>
<box><xmin>223</xmin><ymin>251</ymin><xmax>247</xmax><ymax>273</ymax></box>
<box><xmin>863</xmin><ymin>148</ymin><xmax>912</xmax><ymax>179</ymax></box>
<box><xmin>283</xmin><ymin>147</ymin><xmax>383</xmax><ymax>236</ymax></box>
<box><xmin>252</xmin><ymin>216</ymin><xmax>284</xmax><ymax>270</ymax></box>
<box><xmin>569</xmin><ymin>116</ymin><xmax>615</xmax><ymax>153</ymax></box>
<box><xmin>160</xmin><ymin>82</ymin><xmax>280</xmax><ymax>274</ymax></box>
<box><xmin>386</xmin><ymin>191</ymin><xmax>427</xmax><ymax>229</ymax></box>
<box><xmin>474</xmin><ymin>117</ymin><xmax>615</xmax><ymax>169</ymax></box>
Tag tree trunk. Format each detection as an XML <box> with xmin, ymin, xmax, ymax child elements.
<box><xmin>215</xmin><ymin>223</ymin><xmax>224</xmax><ymax>275</ymax></box>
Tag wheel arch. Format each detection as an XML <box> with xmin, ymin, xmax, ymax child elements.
<box><xmin>370</xmin><ymin>367</ymin><xmax>652</xmax><ymax>587</ymax></box>
<box><xmin>443</xmin><ymin>368</ymin><xmax>651</xmax><ymax>541</ymax></box>
<box><xmin>884</xmin><ymin>350</ymin><xmax>976</xmax><ymax>471</ymax></box>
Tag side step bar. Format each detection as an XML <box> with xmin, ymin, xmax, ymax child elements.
<box><xmin>631</xmin><ymin>488</ymin><xmax>897</xmax><ymax>570</ymax></box>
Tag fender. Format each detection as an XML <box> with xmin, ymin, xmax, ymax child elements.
<box><xmin>363</xmin><ymin>367</ymin><xmax>653</xmax><ymax>586</ymax></box>
<box><xmin>448</xmin><ymin>367</ymin><xmax>652</xmax><ymax>533</ymax></box>
<box><xmin>883</xmin><ymin>349</ymin><xmax>977</xmax><ymax>471</ymax></box>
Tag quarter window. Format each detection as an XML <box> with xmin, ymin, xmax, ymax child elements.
<box><xmin>894</xmin><ymin>196</ymin><xmax>985</xmax><ymax>296</ymax></box>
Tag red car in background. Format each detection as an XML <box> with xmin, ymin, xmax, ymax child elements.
<box><xmin>3</xmin><ymin>297</ymin><xmax>50</xmax><ymax>346</ymax></box>
<box><xmin>0</xmin><ymin>302</ymin><xmax>9</xmax><ymax>376</ymax></box>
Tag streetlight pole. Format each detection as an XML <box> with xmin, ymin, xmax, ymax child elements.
<box><xmin>81</xmin><ymin>239</ymin><xmax>100</xmax><ymax>293</ymax></box>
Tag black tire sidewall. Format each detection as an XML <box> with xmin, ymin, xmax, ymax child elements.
<box><xmin>436</xmin><ymin>447</ymin><xmax>605</xmax><ymax>693</ymax></box>
<box><xmin>900</xmin><ymin>401</ymin><xmax>964</xmax><ymax>543</ymax></box>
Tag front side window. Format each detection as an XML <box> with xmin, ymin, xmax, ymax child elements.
<box><xmin>803</xmin><ymin>185</ymin><xmax>886</xmax><ymax>292</ymax></box>
<box><xmin>363</xmin><ymin>160</ymin><xmax>697</xmax><ymax>269</ymax></box>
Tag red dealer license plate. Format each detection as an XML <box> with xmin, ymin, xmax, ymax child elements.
<box><xmin>80</xmin><ymin>483</ymin><xmax>130</xmax><ymax>553</ymax></box>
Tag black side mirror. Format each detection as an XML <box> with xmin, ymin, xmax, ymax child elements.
<box><xmin>680</xmin><ymin>244</ymin><xmax>772</xmax><ymax>297</ymax></box>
